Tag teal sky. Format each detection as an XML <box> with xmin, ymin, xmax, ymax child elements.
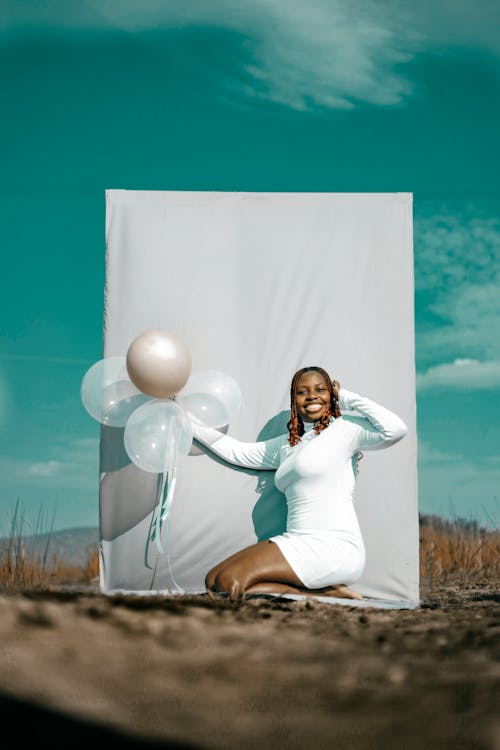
<box><xmin>1</xmin><ymin>1</ymin><xmax>499</xmax><ymax>532</ymax></box>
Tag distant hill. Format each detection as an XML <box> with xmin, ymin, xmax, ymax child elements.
<box><xmin>0</xmin><ymin>526</ymin><xmax>99</xmax><ymax>568</ymax></box>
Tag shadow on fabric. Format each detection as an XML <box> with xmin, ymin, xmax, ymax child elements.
<box><xmin>252</xmin><ymin>410</ymin><xmax>289</xmax><ymax>541</ymax></box>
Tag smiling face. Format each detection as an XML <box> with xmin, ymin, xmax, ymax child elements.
<box><xmin>295</xmin><ymin>370</ymin><xmax>332</xmax><ymax>423</ymax></box>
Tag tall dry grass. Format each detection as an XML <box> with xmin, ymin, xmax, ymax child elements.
<box><xmin>419</xmin><ymin>513</ymin><xmax>500</xmax><ymax>589</ymax></box>
<box><xmin>0</xmin><ymin>499</ymin><xmax>99</xmax><ymax>592</ymax></box>
<box><xmin>0</xmin><ymin>501</ymin><xmax>498</xmax><ymax>592</ymax></box>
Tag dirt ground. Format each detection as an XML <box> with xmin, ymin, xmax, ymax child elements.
<box><xmin>0</xmin><ymin>581</ymin><xmax>498</xmax><ymax>750</ymax></box>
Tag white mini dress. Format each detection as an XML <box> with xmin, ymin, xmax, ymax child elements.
<box><xmin>191</xmin><ymin>388</ymin><xmax>407</xmax><ymax>589</ymax></box>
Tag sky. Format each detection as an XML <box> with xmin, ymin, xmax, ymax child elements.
<box><xmin>1</xmin><ymin>0</ymin><xmax>499</xmax><ymax>533</ymax></box>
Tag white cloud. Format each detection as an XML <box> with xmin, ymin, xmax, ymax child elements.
<box><xmin>417</xmin><ymin>358</ymin><xmax>500</xmax><ymax>390</ymax></box>
<box><xmin>16</xmin><ymin>0</ymin><xmax>498</xmax><ymax>52</ymax></box>
<box><xmin>4</xmin><ymin>1</ymin><xmax>420</xmax><ymax>110</ymax></box>
<box><xmin>6</xmin><ymin>1</ymin><xmax>499</xmax><ymax>111</ymax></box>
<box><xmin>237</xmin><ymin>2</ymin><xmax>417</xmax><ymax>111</ymax></box>
<box><xmin>404</xmin><ymin>0</ymin><xmax>500</xmax><ymax>57</ymax></box>
<box><xmin>414</xmin><ymin>214</ymin><xmax>500</xmax><ymax>294</ymax></box>
<box><xmin>416</xmin><ymin>440</ymin><xmax>463</xmax><ymax>464</ymax></box>
<box><xmin>483</xmin><ymin>455</ymin><xmax>500</xmax><ymax>466</ymax></box>
<box><xmin>28</xmin><ymin>460</ymin><xmax>62</xmax><ymax>477</ymax></box>
<box><xmin>414</xmin><ymin>213</ymin><xmax>500</xmax><ymax>365</ymax></box>
<box><xmin>10</xmin><ymin>0</ymin><xmax>498</xmax><ymax>110</ymax></box>
<box><xmin>1</xmin><ymin>437</ymin><xmax>99</xmax><ymax>492</ymax></box>
<box><xmin>425</xmin><ymin>283</ymin><xmax>500</xmax><ymax>361</ymax></box>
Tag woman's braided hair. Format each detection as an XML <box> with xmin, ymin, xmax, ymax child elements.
<box><xmin>287</xmin><ymin>366</ymin><xmax>341</xmax><ymax>447</ymax></box>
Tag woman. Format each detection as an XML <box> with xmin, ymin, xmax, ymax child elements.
<box><xmin>191</xmin><ymin>366</ymin><xmax>407</xmax><ymax>601</ymax></box>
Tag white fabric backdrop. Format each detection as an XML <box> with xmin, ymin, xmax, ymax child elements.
<box><xmin>100</xmin><ymin>190</ymin><xmax>419</xmax><ymax>605</ymax></box>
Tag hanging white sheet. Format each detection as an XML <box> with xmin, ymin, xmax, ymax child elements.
<box><xmin>100</xmin><ymin>190</ymin><xmax>419</xmax><ymax>607</ymax></box>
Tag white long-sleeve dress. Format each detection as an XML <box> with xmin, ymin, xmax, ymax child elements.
<box><xmin>191</xmin><ymin>388</ymin><xmax>407</xmax><ymax>589</ymax></box>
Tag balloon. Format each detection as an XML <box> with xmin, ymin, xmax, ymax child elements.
<box><xmin>176</xmin><ymin>392</ymin><xmax>230</xmax><ymax>457</ymax></box>
<box><xmin>177</xmin><ymin>370</ymin><xmax>242</xmax><ymax>421</ymax></box>
<box><xmin>176</xmin><ymin>392</ymin><xmax>230</xmax><ymax>428</ymax></box>
<box><xmin>124</xmin><ymin>399</ymin><xmax>193</xmax><ymax>473</ymax></box>
<box><xmin>126</xmin><ymin>330</ymin><xmax>191</xmax><ymax>399</ymax></box>
<box><xmin>81</xmin><ymin>356</ymin><xmax>149</xmax><ymax>426</ymax></box>
<box><xmin>100</xmin><ymin>380</ymin><xmax>151</xmax><ymax>427</ymax></box>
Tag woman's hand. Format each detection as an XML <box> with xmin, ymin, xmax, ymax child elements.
<box><xmin>331</xmin><ymin>379</ymin><xmax>341</xmax><ymax>400</ymax></box>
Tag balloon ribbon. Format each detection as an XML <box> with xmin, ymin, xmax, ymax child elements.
<box><xmin>153</xmin><ymin>465</ymin><xmax>177</xmax><ymax>555</ymax></box>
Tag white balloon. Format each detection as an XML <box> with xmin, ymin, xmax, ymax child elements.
<box><xmin>177</xmin><ymin>370</ymin><xmax>242</xmax><ymax>421</ymax></box>
<box><xmin>124</xmin><ymin>399</ymin><xmax>193</xmax><ymax>473</ymax></box>
<box><xmin>100</xmin><ymin>380</ymin><xmax>151</xmax><ymax>427</ymax></box>
<box><xmin>176</xmin><ymin>392</ymin><xmax>230</xmax><ymax>457</ymax></box>
<box><xmin>176</xmin><ymin>392</ymin><xmax>230</xmax><ymax>428</ymax></box>
<box><xmin>126</xmin><ymin>329</ymin><xmax>192</xmax><ymax>398</ymax></box>
<box><xmin>81</xmin><ymin>357</ymin><xmax>148</xmax><ymax>426</ymax></box>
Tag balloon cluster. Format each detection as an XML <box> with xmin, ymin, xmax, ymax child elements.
<box><xmin>81</xmin><ymin>329</ymin><xmax>242</xmax><ymax>557</ymax></box>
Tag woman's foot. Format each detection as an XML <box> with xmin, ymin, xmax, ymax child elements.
<box><xmin>242</xmin><ymin>581</ymin><xmax>363</xmax><ymax>600</ymax></box>
<box><xmin>314</xmin><ymin>584</ymin><xmax>363</xmax><ymax>600</ymax></box>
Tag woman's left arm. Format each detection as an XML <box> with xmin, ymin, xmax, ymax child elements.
<box><xmin>337</xmin><ymin>387</ymin><xmax>408</xmax><ymax>452</ymax></box>
<box><xmin>191</xmin><ymin>420</ymin><xmax>287</xmax><ymax>470</ymax></box>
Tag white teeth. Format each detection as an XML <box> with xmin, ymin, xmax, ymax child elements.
<box><xmin>306</xmin><ymin>405</ymin><xmax>322</xmax><ymax>411</ymax></box>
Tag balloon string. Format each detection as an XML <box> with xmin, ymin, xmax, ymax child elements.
<box><xmin>163</xmin><ymin>466</ymin><xmax>185</xmax><ymax>594</ymax></box>
<box><xmin>153</xmin><ymin>472</ymin><xmax>168</xmax><ymax>555</ymax></box>
<box><xmin>153</xmin><ymin>425</ymin><xmax>175</xmax><ymax>555</ymax></box>
<box><xmin>161</xmin><ymin>469</ymin><xmax>176</xmax><ymax>521</ymax></box>
<box><xmin>151</xmin><ymin>460</ymin><xmax>184</xmax><ymax>594</ymax></box>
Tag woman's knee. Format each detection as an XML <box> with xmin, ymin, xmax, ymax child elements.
<box><xmin>205</xmin><ymin>568</ymin><xmax>219</xmax><ymax>591</ymax></box>
<box><xmin>206</xmin><ymin>565</ymin><xmax>246</xmax><ymax>593</ymax></box>
<box><xmin>213</xmin><ymin>568</ymin><xmax>247</xmax><ymax>594</ymax></box>
<box><xmin>205</xmin><ymin>564</ymin><xmax>236</xmax><ymax>591</ymax></box>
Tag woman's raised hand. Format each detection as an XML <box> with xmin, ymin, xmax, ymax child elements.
<box><xmin>331</xmin><ymin>379</ymin><xmax>341</xmax><ymax>399</ymax></box>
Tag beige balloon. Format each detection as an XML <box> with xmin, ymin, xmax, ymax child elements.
<box><xmin>126</xmin><ymin>329</ymin><xmax>192</xmax><ymax>398</ymax></box>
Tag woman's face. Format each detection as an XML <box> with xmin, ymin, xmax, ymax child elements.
<box><xmin>295</xmin><ymin>371</ymin><xmax>331</xmax><ymax>423</ymax></box>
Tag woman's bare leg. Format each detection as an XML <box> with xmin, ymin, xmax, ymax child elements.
<box><xmin>205</xmin><ymin>540</ymin><xmax>363</xmax><ymax>600</ymax></box>
<box><xmin>205</xmin><ymin>540</ymin><xmax>304</xmax><ymax>600</ymax></box>
<box><xmin>204</xmin><ymin>541</ymin><xmax>293</xmax><ymax>591</ymax></box>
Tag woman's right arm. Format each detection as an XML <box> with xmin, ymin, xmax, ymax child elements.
<box><xmin>337</xmin><ymin>387</ymin><xmax>408</xmax><ymax>452</ymax></box>
<box><xmin>191</xmin><ymin>420</ymin><xmax>288</xmax><ymax>470</ymax></box>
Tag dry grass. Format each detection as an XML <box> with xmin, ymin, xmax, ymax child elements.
<box><xmin>0</xmin><ymin>544</ymin><xmax>99</xmax><ymax>591</ymax></box>
<box><xmin>0</xmin><ymin>499</ymin><xmax>99</xmax><ymax>592</ymax></box>
<box><xmin>1</xmin><ymin>501</ymin><xmax>498</xmax><ymax>592</ymax></box>
<box><xmin>419</xmin><ymin>513</ymin><xmax>500</xmax><ymax>589</ymax></box>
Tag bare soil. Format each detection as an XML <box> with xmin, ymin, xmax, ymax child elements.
<box><xmin>0</xmin><ymin>580</ymin><xmax>498</xmax><ymax>749</ymax></box>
